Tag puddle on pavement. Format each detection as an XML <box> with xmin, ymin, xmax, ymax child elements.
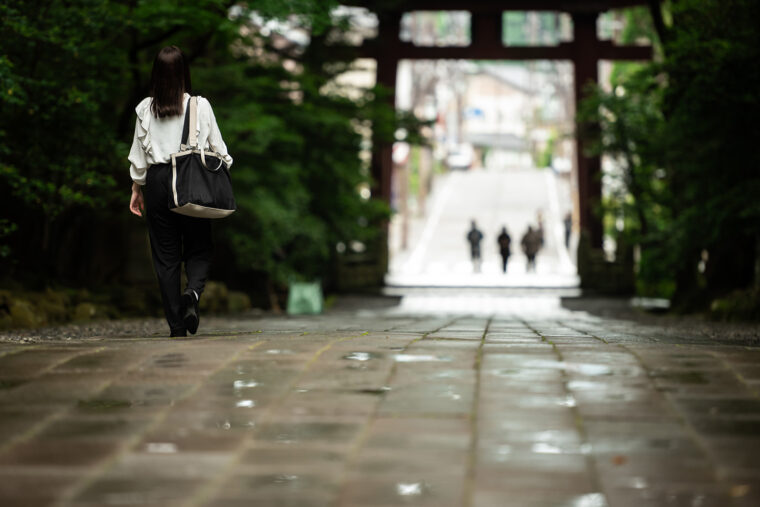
<box><xmin>604</xmin><ymin>392</ymin><xmax>639</xmax><ymax>401</ymax></box>
<box><xmin>440</xmin><ymin>388</ymin><xmax>462</xmax><ymax>401</ymax></box>
<box><xmin>0</xmin><ymin>379</ymin><xmax>26</xmax><ymax>389</ymax></box>
<box><xmin>521</xmin><ymin>359</ymin><xmax>614</xmax><ymax>376</ymax></box>
<box><xmin>77</xmin><ymin>399</ymin><xmax>132</xmax><ymax>411</ymax></box>
<box><xmin>566</xmin><ymin>492</ymin><xmax>608</xmax><ymax>507</ymax></box>
<box><xmin>531</xmin><ymin>442</ymin><xmax>563</xmax><ymax>454</ymax></box>
<box><xmin>650</xmin><ymin>371</ymin><xmax>709</xmax><ymax>384</ymax></box>
<box><xmin>272</xmin><ymin>474</ymin><xmax>299</xmax><ymax>483</ymax></box>
<box><xmin>244</xmin><ymin>474</ymin><xmax>303</xmax><ymax>488</ymax></box>
<box><xmin>356</xmin><ymin>386</ymin><xmax>392</xmax><ymax>395</ymax></box>
<box><xmin>236</xmin><ymin>399</ymin><xmax>256</xmax><ymax>408</ymax></box>
<box><xmin>145</xmin><ymin>442</ymin><xmax>177</xmax><ymax>454</ymax></box>
<box><xmin>530</xmin><ymin>430</ymin><xmax>572</xmax><ymax>443</ymax></box>
<box><xmin>496</xmin><ymin>445</ymin><xmax>512</xmax><ymax>456</ymax></box>
<box><xmin>396</xmin><ymin>482</ymin><xmax>430</xmax><ymax>497</ymax></box>
<box><xmin>566</xmin><ymin>380</ymin><xmax>605</xmax><ymax>391</ymax></box>
<box><xmin>494</xmin><ymin>369</ymin><xmax>522</xmax><ymax>376</ymax></box>
<box><xmin>276</xmin><ymin>434</ymin><xmax>297</xmax><ymax>444</ymax></box>
<box><xmin>530</xmin><ymin>442</ymin><xmax>592</xmax><ymax>455</ymax></box>
<box><xmin>393</xmin><ymin>354</ymin><xmax>452</xmax><ymax>363</ymax></box>
<box><xmin>343</xmin><ymin>351</ymin><xmax>382</xmax><ymax>361</ymax></box>
<box><xmin>216</xmin><ymin>419</ymin><xmax>256</xmax><ymax>430</ymax></box>
<box><xmin>647</xmin><ymin>438</ymin><xmax>675</xmax><ymax>450</ymax></box>
<box><xmin>433</xmin><ymin>371</ymin><xmax>455</xmax><ymax>380</ymax></box>
<box><xmin>233</xmin><ymin>380</ymin><xmax>259</xmax><ymax>390</ymax></box>
<box><xmin>154</xmin><ymin>353</ymin><xmax>186</xmax><ymax>368</ymax></box>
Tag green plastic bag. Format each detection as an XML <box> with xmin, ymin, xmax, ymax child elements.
<box><xmin>287</xmin><ymin>281</ymin><xmax>323</xmax><ymax>315</ymax></box>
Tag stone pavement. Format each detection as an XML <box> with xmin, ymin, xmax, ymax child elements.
<box><xmin>1</xmin><ymin>304</ymin><xmax>759</xmax><ymax>506</ymax></box>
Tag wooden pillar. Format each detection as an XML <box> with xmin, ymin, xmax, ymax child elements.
<box><xmin>371</xmin><ymin>12</ymin><xmax>400</xmax><ymax>202</ymax></box>
<box><xmin>471</xmin><ymin>10</ymin><xmax>502</xmax><ymax>48</ymax></box>
<box><xmin>572</xmin><ymin>11</ymin><xmax>603</xmax><ymax>248</ymax></box>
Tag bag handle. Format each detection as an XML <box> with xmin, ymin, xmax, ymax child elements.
<box><xmin>179</xmin><ymin>96</ymin><xmax>226</xmax><ymax>171</ymax></box>
<box><xmin>200</xmin><ymin>148</ymin><xmax>225</xmax><ymax>171</ymax></box>
<box><xmin>180</xmin><ymin>96</ymin><xmax>198</xmax><ymax>149</ymax></box>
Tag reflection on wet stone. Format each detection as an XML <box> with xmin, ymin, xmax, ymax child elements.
<box><xmin>2</xmin><ymin>312</ymin><xmax>760</xmax><ymax>507</ymax></box>
<box><xmin>343</xmin><ymin>351</ymin><xmax>382</xmax><ymax>361</ymax></box>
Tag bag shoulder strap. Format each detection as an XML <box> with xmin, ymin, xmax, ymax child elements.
<box><xmin>180</xmin><ymin>96</ymin><xmax>198</xmax><ymax>149</ymax></box>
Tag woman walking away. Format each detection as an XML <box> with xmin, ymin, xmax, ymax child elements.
<box><xmin>127</xmin><ymin>46</ymin><xmax>233</xmax><ymax>337</ymax></box>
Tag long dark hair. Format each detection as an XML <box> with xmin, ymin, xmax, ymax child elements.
<box><xmin>150</xmin><ymin>46</ymin><xmax>191</xmax><ymax>118</ymax></box>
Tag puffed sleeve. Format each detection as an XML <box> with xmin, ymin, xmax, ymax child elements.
<box><xmin>198</xmin><ymin>97</ymin><xmax>233</xmax><ymax>168</ymax></box>
<box><xmin>128</xmin><ymin>117</ymin><xmax>148</xmax><ymax>185</ymax></box>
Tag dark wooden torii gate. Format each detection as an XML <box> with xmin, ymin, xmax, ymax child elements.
<box><xmin>355</xmin><ymin>0</ymin><xmax>653</xmax><ymax>255</ymax></box>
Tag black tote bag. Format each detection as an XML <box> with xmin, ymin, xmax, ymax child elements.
<box><xmin>169</xmin><ymin>97</ymin><xmax>236</xmax><ymax>218</ymax></box>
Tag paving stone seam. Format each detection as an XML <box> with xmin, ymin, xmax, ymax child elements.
<box><xmin>708</xmin><ymin>350</ymin><xmax>760</xmax><ymax>398</ymax></box>
<box><xmin>384</xmin><ymin>316</ymin><xmax>449</xmax><ymax>332</ymax></box>
<box><xmin>615</xmin><ymin>342</ymin><xmax>735</xmax><ymax>498</ymax></box>
<box><xmin>462</xmin><ymin>317</ymin><xmax>491</xmax><ymax>507</ymax></box>
<box><xmin>660</xmin><ymin>349</ymin><xmax>760</xmax><ymax>493</ymax></box>
<box><xmin>334</xmin><ymin>333</ymin><xmax>429</xmax><ymax>507</ymax></box>
<box><xmin>42</xmin><ymin>346</ymin><xmax>109</xmax><ymax>374</ymax></box>
<box><xmin>549</xmin><ymin>330</ymin><xmax>610</xmax><ymax>503</ymax></box>
<box><xmin>187</xmin><ymin>332</ymin><xmax>371</xmax><ymax>507</ymax></box>
<box><xmin>54</xmin><ymin>339</ymin><xmax>268</xmax><ymax>507</ymax></box>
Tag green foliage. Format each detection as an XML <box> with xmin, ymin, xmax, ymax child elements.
<box><xmin>579</xmin><ymin>0</ymin><xmax>760</xmax><ymax>307</ymax></box>
<box><xmin>1</xmin><ymin>1</ymin><xmax>122</xmax><ymax>219</ymax></box>
<box><xmin>0</xmin><ymin>0</ymin><xmax>398</xmax><ymax>292</ymax></box>
<box><xmin>535</xmin><ymin>129</ymin><xmax>556</xmax><ymax>168</ymax></box>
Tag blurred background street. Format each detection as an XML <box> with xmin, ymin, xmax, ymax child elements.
<box><xmin>388</xmin><ymin>167</ymin><xmax>577</xmax><ymax>288</ymax></box>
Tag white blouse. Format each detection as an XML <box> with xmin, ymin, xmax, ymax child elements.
<box><xmin>128</xmin><ymin>93</ymin><xmax>233</xmax><ymax>185</ymax></box>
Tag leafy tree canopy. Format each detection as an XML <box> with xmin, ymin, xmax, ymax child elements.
<box><xmin>1</xmin><ymin>1</ymin><xmax>407</xmax><ymax>292</ymax></box>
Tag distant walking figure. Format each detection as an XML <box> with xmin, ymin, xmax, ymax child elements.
<box><xmin>521</xmin><ymin>226</ymin><xmax>541</xmax><ymax>273</ymax></box>
<box><xmin>497</xmin><ymin>227</ymin><xmax>512</xmax><ymax>273</ymax></box>
<box><xmin>563</xmin><ymin>212</ymin><xmax>572</xmax><ymax>249</ymax></box>
<box><xmin>128</xmin><ymin>46</ymin><xmax>233</xmax><ymax>337</ymax></box>
<box><xmin>466</xmin><ymin>221</ymin><xmax>484</xmax><ymax>273</ymax></box>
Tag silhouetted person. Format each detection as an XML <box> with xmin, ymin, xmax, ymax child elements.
<box><xmin>497</xmin><ymin>227</ymin><xmax>512</xmax><ymax>273</ymax></box>
<box><xmin>521</xmin><ymin>226</ymin><xmax>541</xmax><ymax>272</ymax></box>
<box><xmin>466</xmin><ymin>220</ymin><xmax>484</xmax><ymax>273</ymax></box>
<box><xmin>563</xmin><ymin>212</ymin><xmax>572</xmax><ymax>249</ymax></box>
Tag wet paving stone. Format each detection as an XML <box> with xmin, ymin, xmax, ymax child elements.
<box><xmin>0</xmin><ymin>310</ymin><xmax>758</xmax><ymax>506</ymax></box>
<box><xmin>69</xmin><ymin>476</ymin><xmax>202</xmax><ymax>506</ymax></box>
<box><xmin>0</xmin><ymin>470</ymin><xmax>75</xmax><ymax>507</ymax></box>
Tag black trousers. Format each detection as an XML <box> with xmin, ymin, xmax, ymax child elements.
<box><xmin>144</xmin><ymin>164</ymin><xmax>213</xmax><ymax>333</ymax></box>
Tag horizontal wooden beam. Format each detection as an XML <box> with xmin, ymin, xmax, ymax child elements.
<box><xmin>597</xmin><ymin>42</ymin><xmax>653</xmax><ymax>60</ymax></box>
<box><xmin>344</xmin><ymin>0</ymin><xmax>651</xmax><ymax>13</ymax></box>
<box><xmin>355</xmin><ymin>40</ymin><xmax>652</xmax><ymax>61</ymax></box>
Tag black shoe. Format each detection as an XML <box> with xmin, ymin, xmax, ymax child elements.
<box><xmin>182</xmin><ymin>289</ymin><xmax>199</xmax><ymax>335</ymax></box>
<box><xmin>170</xmin><ymin>328</ymin><xmax>187</xmax><ymax>338</ymax></box>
